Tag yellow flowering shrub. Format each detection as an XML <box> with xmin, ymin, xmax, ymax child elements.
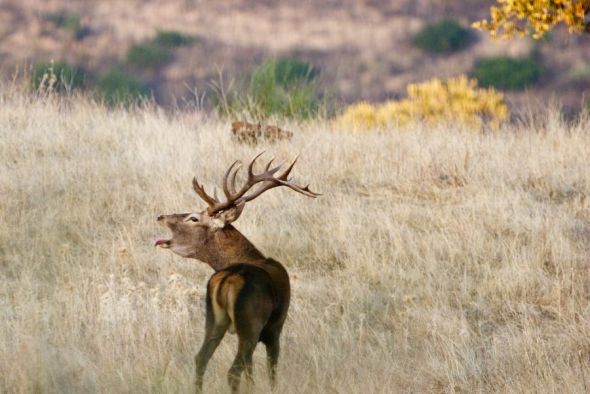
<box><xmin>473</xmin><ymin>0</ymin><xmax>590</xmax><ymax>39</ymax></box>
<box><xmin>338</xmin><ymin>76</ymin><xmax>508</xmax><ymax>131</ymax></box>
<box><xmin>336</xmin><ymin>102</ymin><xmax>378</xmax><ymax>129</ymax></box>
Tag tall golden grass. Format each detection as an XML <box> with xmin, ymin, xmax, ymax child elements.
<box><xmin>1</xmin><ymin>90</ymin><xmax>590</xmax><ymax>393</ymax></box>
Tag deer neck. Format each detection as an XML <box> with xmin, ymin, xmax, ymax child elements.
<box><xmin>206</xmin><ymin>225</ymin><xmax>266</xmax><ymax>271</ymax></box>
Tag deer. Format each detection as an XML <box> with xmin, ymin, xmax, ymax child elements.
<box><xmin>155</xmin><ymin>153</ymin><xmax>319</xmax><ymax>393</ymax></box>
<box><xmin>231</xmin><ymin>121</ymin><xmax>294</xmax><ymax>145</ymax></box>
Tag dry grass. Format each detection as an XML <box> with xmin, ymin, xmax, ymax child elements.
<box><xmin>1</xmin><ymin>90</ymin><xmax>590</xmax><ymax>393</ymax></box>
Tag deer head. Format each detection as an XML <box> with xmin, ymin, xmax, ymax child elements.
<box><xmin>155</xmin><ymin>152</ymin><xmax>319</xmax><ymax>270</ymax></box>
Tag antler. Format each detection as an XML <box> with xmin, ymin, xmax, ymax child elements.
<box><xmin>193</xmin><ymin>152</ymin><xmax>320</xmax><ymax>216</ymax></box>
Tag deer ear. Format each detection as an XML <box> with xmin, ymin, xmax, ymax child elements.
<box><xmin>210</xmin><ymin>202</ymin><xmax>245</xmax><ymax>229</ymax></box>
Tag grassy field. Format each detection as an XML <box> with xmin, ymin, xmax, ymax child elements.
<box><xmin>1</xmin><ymin>90</ymin><xmax>590</xmax><ymax>393</ymax></box>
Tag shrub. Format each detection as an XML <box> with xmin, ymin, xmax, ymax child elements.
<box><xmin>31</xmin><ymin>61</ymin><xmax>84</xmax><ymax>93</ymax></box>
<box><xmin>471</xmin><ymin>57</ymin><xmax>541</xmax><ymax>90</ymax></box>
<box><xmin>127</xmin><ymin>43</ymin><xmax>171</xmax><ymax>69</ymax></box>
<box><xmin>473</xmin><ymin>0</ymin><xmax>589</xmax><ymax>38</ymax></box>
<box><xmin>338</xmin><ymin>76</ymin><xmax>508</xmax><ymax>130</ymax></box>
<box><xmin>97</xmin><ymin>69</ymin><xmax>150</xmax><ymax>105</ymax></box>
<box><xmin>44</xmin><ymin>12</ymin><xmax>87</xmax><ymax>39</ymax></box>
<box><xmin>215</xmin><ymin>58</ymin><xmax>323</xmax><ymax>120</ymax></box>
<box><xmin>273</xmin><ymin>58</ymin><xmax>317</xmax><ymax>86</ymax></box>
<box><xmin>154</xmin><ymin>30</ymin><xmax>195</xmax><ymax>47</ymax></box>
<box><xmin>337</xmin><ymin>102</ymin><xmax>378</xmax><ymax>129</ymax></box>
<box><xmin>44</xmin><ymin>12</ymin><xmax>80</xmax><ymax>31</ymax></box>
<box><xmin>413</xmin><ymin>18</ymin><xmax>475</xmax><ymax>54</ymax></box>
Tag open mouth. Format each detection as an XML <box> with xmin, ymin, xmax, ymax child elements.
<box><xmin>155</xmin><ymin>239</ymin><xmax>171</xmax><ymax>248</ymax></box>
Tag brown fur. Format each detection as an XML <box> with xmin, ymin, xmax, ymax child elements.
<box><xmin>231</xmin><ymin>121</ymin><xmax>293</xmax><ymax>145</ymax></box>
<box><xmin>209</xmin><ymin>272</ymin><xmax>245</xmax><ymax>334</ymax></box>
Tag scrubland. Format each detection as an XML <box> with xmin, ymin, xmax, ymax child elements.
<box><xmin>1</xmin><ymin>91</ymin><xmax>590</xmax><ymax>393</ymax></box>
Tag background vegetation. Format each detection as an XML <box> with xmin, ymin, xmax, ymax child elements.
<box><xmin>412</xmin><ymin>18</ymin><xmax>475</xmax><ymax>54</ymax></box>
<box><xmin>215</xmin><ymin>58</ymin><xmax>323</xmax><ymax>121</ymax></box>
<box><xmin>127</xmin><ymin>43</ymin><xmax>172</xmax><ymax>69</ymax></box>
<box><xmin>471</xmin><ymin>56</ymin><xmax>542</xmax><ymax>90</ymax></box>
<box><xmin>475</xmin><ymin>0</ymin><xmax>590</xmax><ymax>38</ymax></box>
<box><xmin>31</xmin><ymin>61</ymin><xmax>85</xmax><ymax>92</ymax></box>
<box><xmin>3</xmin><ymin>0</ymin><xmax>588</xmax><ymax>113</ymax></box>
<box><xmin>43</xmin><ymin>11</ymin><xmax>87</xmax><ymax>39</ymax></box>
<box><xmin>97</xmin><ymin>68</ymin><xmax>150</xmax><ymax>105</ymax></box>
<box><xmin>338</xmin><ymin>76</ymin><xmax>507</xmax><ymax>129</ymax></box>
<box><xmin>154</xmin><ymin>30</ymin><xmax>196</xmax><ymax>48</ymax></box>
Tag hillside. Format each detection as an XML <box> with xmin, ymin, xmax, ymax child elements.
<box><xmin>1</xmin><ymin>0</ymin><xmax>589</xmax><ymax>111</ymax></box>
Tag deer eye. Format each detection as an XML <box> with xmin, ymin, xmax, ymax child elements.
<box><xmin>190</xmin><ymin>217</ymin><xmax>199</xmax><ymax>222</ymax></box>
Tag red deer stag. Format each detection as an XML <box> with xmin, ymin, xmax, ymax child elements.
<box><xmin>155</xmin><ymin>153</ymin><xmax>319</xmax><ymax>393</ymax></box>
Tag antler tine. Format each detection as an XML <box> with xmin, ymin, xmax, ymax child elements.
<box><xmin>229</xmin><ymin>163</ymin><xmax>242</xmax><ymax>195</ymax></box>
<box><xmin>273</xmin><ymin>179</ymin><xmax>321</xmax><ymax>198</ymax></box>
<box><xmin>266</xmin><ymin>160</ymin><xmax>285</xmax><ymax>176</ymax></box>
<box><xmin>245</xmin><ymin>151</ymin><xmax>265</xmax><ymax>180</ymax></box>
<box><xmin>276</xmin><ymin>154</ymin><xmax>299</xmax><ymax>181</ymax></box>
<box><xmin>222</xmin><ymin>160</ymin><xmax>241</xmax><ymax>200</ymax></box>
<box><xmin>193</xmin><ymin>177</ymin><xmax>219</xmax><ymax>208</ymax></box>
<box><xmin>267</xmin><ymin>154</ymin><xmax>320</xmax><ymax>198</ymax></box>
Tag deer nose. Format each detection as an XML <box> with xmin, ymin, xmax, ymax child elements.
<box><xmin>157</xmin><ymin>215</ymin><xmax>165</xmax><ymax>222</ymax></box>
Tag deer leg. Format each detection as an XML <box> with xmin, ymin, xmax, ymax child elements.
<box><xmin>227</xmin><ymin>338</ymin><xmax>257</xmax><ymax>393</ymax></box>
<box><xmin>195</xmin><ymin>316</ymin><xmax>229</xmax><ymax>393</ymax></box>
<box><xmin>244</xmin><ymin>350</ymin><xmax>254</xmax><ymax>384</ymax></box>
<box><xmin>226</xmin><ymin>278</ymin><xmax>275</xmax><ymax>393</ymax></box>
<box><xmin>263</xmin><ymin>335</ymin><xmax>280</xmax><ymax>390</ymax></box>
<box><xmin>243</xmin><ymin>344</ymin><xmax>255</xmax><ymax>394</ymax></box>
<box><xmin>228</xmin><ymin>313</ymin><xmax>268</xmax><ymax>393</ymax></box>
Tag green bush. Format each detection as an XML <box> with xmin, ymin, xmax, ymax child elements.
<box><xmin>273</xmin><ymin>58</ymin><xmax>317</xmax><ymax>86</ymax></box>
<box><xmin>154</xmin><ymin>30</ymin><xmax>195</xmax><ymax>47</ymax></box>
<box><xmin>215</xmin><ymin>58</ymin><xmax>323</xmax><ymax>120</ymax></box>
<box><xmin>413</xmin><ymin>18</ymin><xmax>475</xmax><ymax>54</ymax></box>
<box><xmin>471</xmin><ymin>57</ymin><xmax>542</xmax><ymax>90</ymax></box>
<box><xmin>97</xmin><ymin>69</ymin><xmax>150</xmax><ymax>105</ymax></box>
<box><xmin>44</xmin><ymin>12</ymin><xmax>80</xmax><ymax>31</ymax></box>
<box><xmin>127</xmin><ymin>43</ymin><xmax>171</xmax><ymax>69</ymax></box>
<box><xmin>44</xmin><ymin>12</ymin><xmax>87</xmax><ymax>39</ymax></box>
<box><xmin>31</xmin><ymin>61</ymin><xmax>84</xmax><ymax>92</ymax></box>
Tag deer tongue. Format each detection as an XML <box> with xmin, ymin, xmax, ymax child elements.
<box><xmin>155</xmin><ymin>239</ymin><xmax>171</xmax><ymax>248</ymax></box>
